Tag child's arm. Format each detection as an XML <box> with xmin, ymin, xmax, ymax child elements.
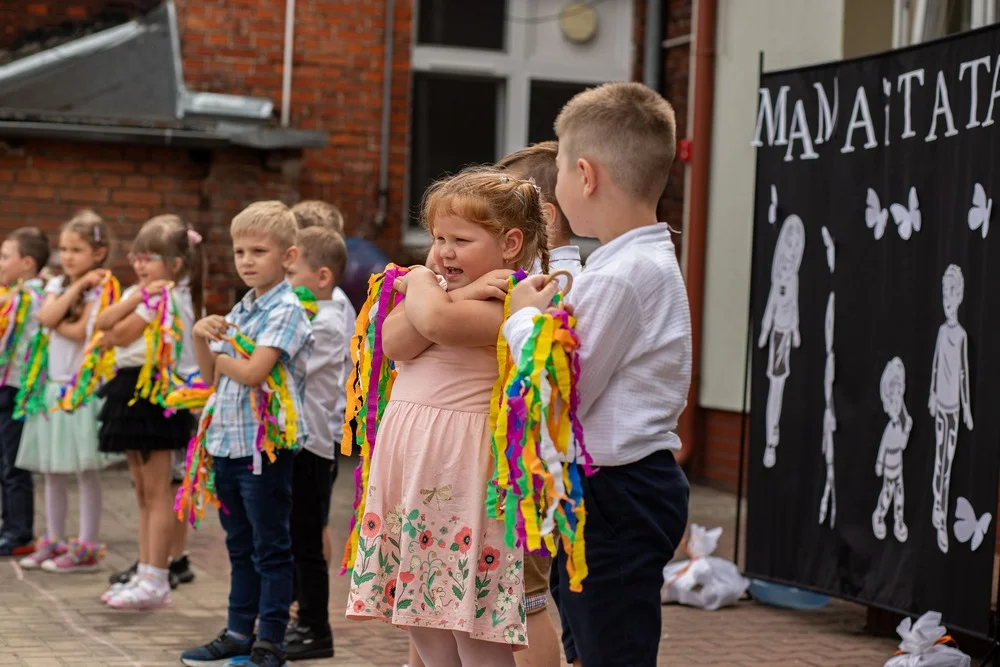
<box><xmin>928</xmin><ymin>331</ymin><xmax>940</xmax><ymax>414</ymax></box>
<box><xmin>790</xmin><ymin>280</ymin><xmax>801</xmax><ymax>347</ymax></box>
<box><xmin>875</xmin><ymin>429</ymin><xmax>888</xmax><ymax>476</ymax></box>
<box><xmin>36</xmin><ymin>270</ymin><xmax>105</xmax><ymax>328</ymax></box>
<box><xmin>758</xmin><ymin>288</ymin><xmax>776</xmax><ymax>348</ymax></box>
<box><xmin>216</xmin><ymin>347</ymin><xmax>283</xmax><ymax>386</ymax></box>
<box><xmin>401</xmin><ymin>269</ymin><xmax>504</xmax><ymax>347</ymax></box>
<box><xmin>53</xmin><ymin>300</ymin><xmax>97</xmax><ymax>343</ymax></box>
<box><xmin>216</xmin><ymin>300</ymin><xmax>312</xmax><ymax>387</ymax></box>
<box><xmin>382</xmin><ymin>304</ymin><xmax>432</xmax><ymax>362</ymax></box>
<box><xmin>192</xmin><ymin>315</ymin><xmax>228</xmax><ymax>386</ymax></box>
<box><xmin>961</xmin><ymin>329</ymin><xmax>974</xmax><ymax>429</ymax></box>
<box><xmin>95</xmin><ymin>289</ymin><xmax>145</xmax><ymax>331</ymax></box>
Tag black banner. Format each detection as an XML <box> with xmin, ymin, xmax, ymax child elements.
<box><xmin>747</xmin><ymin>26</ymin><xmax>1000</xmax><ymax>637</ymax></box>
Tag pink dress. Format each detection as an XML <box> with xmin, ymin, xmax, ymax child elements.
<box><xmin>346</xmin><ymin>344</ymin><xmax>527</xmax><ymax>646</ymax></box>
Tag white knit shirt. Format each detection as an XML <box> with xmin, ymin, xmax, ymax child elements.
<box><xmin>502</xmin><ymin>223</ymin><xmax>692</xmax><ymax>467</ymax></box>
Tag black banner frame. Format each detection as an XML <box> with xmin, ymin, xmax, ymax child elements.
<box><xmin>729</xmin><ymin>31</ymin><xmax>1000</xmax><ymax>649</ymax></box>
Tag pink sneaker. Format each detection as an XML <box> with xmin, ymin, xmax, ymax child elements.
<box><xmin>41</xmin><ymin>539</ymin><xmax>104</xmax><ymax>573</ymax></box>
<box><xmin>107</xmin><ymin>577</ymin><xmax>171</xmax><ymax>610</ymax></box>
<box><xmin>102</xmin><ymin>576</ymin><xmax>136</xmax><ymax>603</ymax></box>
<box><xmin>18</xmin><ymin>538</ymin><xmax>64</xmax><ymax>569</ymax></box>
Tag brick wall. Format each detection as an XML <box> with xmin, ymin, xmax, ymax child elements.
<box><xmin>0</xmin><ymin>0</ymin><xmax>158</xmax><ymax>51</ymax></box>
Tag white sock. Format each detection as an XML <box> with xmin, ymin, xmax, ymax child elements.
<box><xmin>137</xmin><ymin>563</ymin><xmax>151</xmax><ymax>577</ymax></box>
<box><xmin>148</xmin><ymin>566</ymin><xmax>170</xmax><ymax>585</ymax></box>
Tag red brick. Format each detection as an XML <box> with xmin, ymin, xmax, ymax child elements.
<box><xmin>112</xmin><ymin>190</ymin><xmax>162</xmax><ymax>206</ymax></box>
<box><xmin>9</xmin><ymin>184</ymin><xmax>55</xmax><ymax>200</ymax></box>
<box><xmin>61</xmin><ymin>188</ymin><xmax>109</xmax><ymax>204</ymax></box>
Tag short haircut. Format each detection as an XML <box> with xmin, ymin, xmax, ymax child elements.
<box><xmin>943</xmin><ymin>264</ymin><xmax>964</xmax><ymax>302</ymax></box>
<box><xmin>555</xmin><ymin>82</ymin><xmax>677</xmax><ymax>204</ymax></box>
<box><xmin>231</xmin><ymin>201</ymin><xmax>298</xmax><ymax>249</ymax></box>
<box><xmin>495</xmin><ymin>141</ymin><xmax>571</xmax><ymax>239</ymax></box>
<box><xmin>298</xmin><ymin>226</ymin><xmax>347</xmax><ymax>283</ymax></box>
<box><xmin>291</xmin><ymin>200</ymin><xmax>345</xmax><ymax>234</ymax></box>
<box><xmin>8</xmin><ymin>227</ymin><xmax>50</xmax><ymax>273</ymax></box>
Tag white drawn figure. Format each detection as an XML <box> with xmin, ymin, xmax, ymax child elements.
<box><xmin>818</xmin><ymin>293</ymin><xmax>836</xmax><ymax>527</ymax></box>
<box><xmin>968</xmin><ymin>183</ymin><xmax>992</xmax><ymax>239</ymax></box>
<box><xmin>953</xmin><ymin>497</ymin><xmax>992</xmax><ymax>551</ymax></box>
<box><xmin>873</xmin><ymin>357</ymin><xmax>911</xmax><ymax>543</ymax></box>
<box><xmin>865</xmin><ymin>188</ymin><xmax>888</xmax><ymax>240</ymax></box>
<box><xmin>890</xmin><ymin>186</ymin><xmax>921</xmax><ymax>240</ymax></box>
<box><xmin>758</xmin><ymin>215</ymin><xmax>805</xmax><ymax>469</ymax></box>
<box><xmin>768</xmin><ymin>185</ymin><xmax>778</xmax><ymax>224</ymax></box>
<box><xmin>928</xmin><ymin>264</ymin><xmax>974</xmax><ymax>554</ymax></box>
<box><xmin>821</xmin><ymin>226</ymin><xmax>835</xmax><ymax>272</ymax></box>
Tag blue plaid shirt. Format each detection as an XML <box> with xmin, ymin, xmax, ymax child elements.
<box><xmin>206</xmin><ymin>280</ymin><xmax>313</xmax><ymax>461</ymax></box>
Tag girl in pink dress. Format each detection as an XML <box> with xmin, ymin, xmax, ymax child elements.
<box><xmin>346</xmin><ymin>168</ymin><xmax>549</xmax><ymax>666</ymax></box>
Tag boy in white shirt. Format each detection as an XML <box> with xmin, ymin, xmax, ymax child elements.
<box><xmin>505</xmin><ymin>82</ymin><xmax>692</xmax><ymax>667</ymax></box>
<box><xmin>284</xmin><ymin>226</ymin><xmax>350</xmax><ymax>661</ymax></box>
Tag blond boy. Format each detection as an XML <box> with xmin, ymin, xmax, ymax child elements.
<box><xmin>506</xmin><ymin>82</ymin><xmax>691</xmax><ymax>667</ymax></box>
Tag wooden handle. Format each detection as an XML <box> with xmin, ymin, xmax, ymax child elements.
<box><xmin>544</xmin><ymin>270</ymin><xmax>574</xmax><ymax>297</ymax></box>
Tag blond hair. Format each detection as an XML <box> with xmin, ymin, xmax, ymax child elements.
<box><xmin>495</xmin><ymin>141</ymin><xmax>570</xmax><ymax>241</ymax></box>
<box><xmin>422</xmin><ymin>166</ymin><xmax>549</xmax><ymax>272</ymax></box>
<box><xmin>132</xmin><ymin>214</ymin><xmax>206</xmax><ymax>316</ymax></box>
<box><xmin>291</xmin><ymin>200</ymin><xmax>345</xmax><ymax>234</ymax></box>
<box><xmin>231</xmin><ymin>201</ymin><xmax>298</xmax><ymax>249</ymax></box>
<box><xmin>555</xmin><ymin>82</ymin><xmax>676</xmax><ymax>203</ymax></box>
<box><xmin>298</xmin><ymin>226</ymin><xmax>348</xmax><ymax>283</ymax></box>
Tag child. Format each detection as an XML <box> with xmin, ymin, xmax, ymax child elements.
<box><xmin>928</xmin><ymin>264</ymin><xmax>973</xmax><ymax>554</ymax></box>
<box><xmin>94</xmin><ymin>215</ymin><xmax>202</xmax><ymax>609</ymax></box>
<box><xmin>496</xmin><ymin>140</ymin><xmax>583</xmax><ymax>667</ymax></box>
<box><xmin>346</xmin><ymin>167</ymin><xmax>549</xmax><ymax>667</ymax></box>
<box><xmin>505</xmin><ymin>82</ymin><xmax>691</xmax><ymax>667</ymax></box>
<box><xmin>0</xmin><ymin>228</ymin><xmax>50</xmax><ymax>556</ymax></box>
<box><xmin>181</xmin><ymin>201</ymin><xmax>313</xmax><ymax>667</ymax></box>
<box><xmin>17</xmin><ymin>210</ymin><xmax>116</xmax><ymax>572</ymax></box>
<box><xmin>283</xmin><ymin>226</ymin><xmax>349</xmax><ymax>660</ymax></box>
<box><xmin>291</xmin><ymin>200</ymin><xmax>345</xmax><ymax>234</ymax></box>
<box><xmin>873</xmin><ymin>357</ymin><xmax>910</xmax><ymax>543</ymax></box>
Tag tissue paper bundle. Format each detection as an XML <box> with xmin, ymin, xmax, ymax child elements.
<box><xmin>661</xmin><ymin>524</ymin><xmax>750</xmax><ymax>611</ymax></box>
<box><xmin>883</xmin><ymin>611</ymin><xmax>970</xmax><ymax>667</ymax></box>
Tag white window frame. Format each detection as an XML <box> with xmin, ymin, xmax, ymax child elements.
<box><xmin>894</xmin><ymin>0</ymin><xmax>998</xmax><ymax>48</ymax></box>
<box><xmin>404</xmin><ymin>0</ymin><xmax>635</xmax><ymax>246</ymax></box>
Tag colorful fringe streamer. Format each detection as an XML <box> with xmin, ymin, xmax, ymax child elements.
<box><xmin>490</xmin><ymin>277</ymin><xmax>594</xmax><ymax>592</ymax></box>
<box><xmin>56</xmin><ymin>274</ymin><xmax>121</xmax><ymax>412</ymax></box>
<box><xmin>173</xmin><ymin>287</ymin><xmax>319</xmax><ymax>527</ymax></box>
<box><xmin>131</xmin><ymin>285</ymin><xmax>184</xmax><ymax>407</ymax></box>
<box><xmin>14</xmin><ymin>329</ymin><xmax>49</xmax><ymax>419</ymax></box>
<box><xmin>339</xmin><ymin>264</ymin><xmax>408</xmax><ymax>575</ymax></box>
<box><xmin>0</xmin><ymin>282</ymin><xmax>43</xmax><ymax>386</ymax></box>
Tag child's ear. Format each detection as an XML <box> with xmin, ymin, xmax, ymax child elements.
<box><xmin>578</xmin><ymin>157</ymin><xmax>597</xmax><ymax>198</ymax></box>
<box><xmin>501</xmin><ymin>228</ymin><xmax>524</xmax><ymax>263</ymax></box>
<box><xmin>170</xmin><ymin>257</ymin><xmax>183</xmax><ymax>276</ymax></box>
<box><xmin>284</xmin><ymin>245</ymin><xmax>300</xmax><ymax>268</ymax></box>
<box><xmin>319</xmin><ymin>267</ymin><xmax>334</xmax><ymax>289</ymax></box>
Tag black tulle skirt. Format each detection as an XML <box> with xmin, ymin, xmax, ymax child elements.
<box><xmin>97</xmin><ymin>367</ymin><xmax>194</xmax><ymax>457</ymax></box>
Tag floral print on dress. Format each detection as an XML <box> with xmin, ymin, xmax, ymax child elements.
<box><xmin>346</xmin><ymin>505</ymin><xmax>526</xmax><ymax>645</ymax></box>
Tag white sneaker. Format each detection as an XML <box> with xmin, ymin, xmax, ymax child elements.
<box><xmin>107</xmin><ymin>577</ymin><xmax>171</xmax><ymax>610</ymax></box>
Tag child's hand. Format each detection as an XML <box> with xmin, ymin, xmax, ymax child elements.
<box><xmin>875</xmin><ymin>461</ymin><xmax>883</xmax><ymax>477</ymax></box>
<box><xmin>193</xmin><ymin>315</ymin><xmax>230</xmax><ymax>342</ymax></box>
<box><xmin>145</xmin><ymin>279</ymin><xmax>172</xmax><ymax>294</ymax></box>
<box><xmin>964</xmin><ymin>408</ymin><xmax>974</xmax><ymax>431</ymax></box>
<box><xmin>928</xmin><ymin>392</ymin><xmax>936</xmax><ymax>416</ymax></box>
<box><xmin>80</xmin><ymin>269</ymin><xmax>108</xmax><ymax>290</ymax></box>
<box><xmin>453</xmin><ymin>269</ymin><xmax>513</xmax><ymax>301</ymax></box>
<box><xmin>904</xmin><ymin>412</ymin><xmax>913</xmax><ymax>434</ymax></box>
<box><xmin>393</xmin><ymin>266</ymin><xmax>434</xmax><ymax>295</ymax></box>
<box><xmin>509</xmin><ymin>274</ymin><xmax>560</xmax><ymax>313</ymax></box>
<box><xmin>792</xmin><ymin>329</ymin><xmax>801</xmax><ymax>347</ymax></box>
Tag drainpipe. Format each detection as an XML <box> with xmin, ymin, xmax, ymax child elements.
<box><xmin>280</xmin><ymin>0</ymin><xmax>296</xmax><ymax>127</ymax></box>
<box><xmin>375</xmin><ymin>0</ymin><xmax>396</xmax><ymax>228</ymax></box>
<box><xmin>677</xmin><ymin>0</ymin><xmax>716</xmax><ymax>470</ymax></box>
<box><xmin>643</xmin><ymin>0</ymin><xmax>662</xmax><ymax>89</ymax></box>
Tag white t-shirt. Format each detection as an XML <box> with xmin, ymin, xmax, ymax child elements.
<box><xmin>44</xmin><ymin>277</ymin><xmax>100</xmax><ymax>383</ymax></box>
<box><xmin>325</xmin><ymin>287</ymin><xmax>357</xmax><ymax>452</ymax></box>
<box><xmin>531</xmin><ymin>245</ymin><xmax>583</xmax><ymax>277</ymax></box>
<box><xmin>114</xmin><ymin>282</ymin><xmax>198</xmax><ymax>378</ymax></box>
<box><xmin>303</xmin><ymin>297</ymin><xmax>351</xmax><ymax>459</ymax></box>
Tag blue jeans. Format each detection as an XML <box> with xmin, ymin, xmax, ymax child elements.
<box><xmin>0</xmin><ymin>387</ymin><xmax>33</xmax><ymax>543</ymax></box>
<box><xmin>215</xmin><ymin>452</ymin><xmax>295</xmax><ymax>644</ymax></box>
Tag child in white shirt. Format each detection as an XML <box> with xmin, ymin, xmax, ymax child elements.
<box><xmin>505</xmin><ymin>82</ymin><xmax>691</xmax><ymax>667</ymax></box>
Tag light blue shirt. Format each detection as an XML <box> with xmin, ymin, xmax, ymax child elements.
<box><xmin>206</xmin><ymin>280</ymin><xmax>313</xmax><ymax>462</ymax></box>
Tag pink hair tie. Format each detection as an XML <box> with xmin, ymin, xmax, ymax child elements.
<box><xmin>187</xmin><ymin>229</ymin><xmax>203</xmax><ymax>245</ymax></box>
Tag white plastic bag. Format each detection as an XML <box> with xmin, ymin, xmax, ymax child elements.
<box><xmin>660</xmin><ymin>524</ymin><xmax>749</xmax><ymax>611</ymax></box>
<box><xmin>883</xmin><ymin>611</ymin><xmax>971</xmax><ymax>667</ymax></box>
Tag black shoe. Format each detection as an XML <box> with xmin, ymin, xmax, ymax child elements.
<box><xmin>0</xmin><ymin>535</ymin><xmax>35</xmax><ymax>557</ymax></box>
<box><xmin>285</xmin><ymin>625</ymin><xmax>333</xmax><ymax>661</ymax></box>
<box><xmin>180</xmin><ymin>628</ymin><xmax>254</xmax><ymax>666</ymax></box>
<box><xmin>249</xmin><ymin>640</ymin><xmax>288</xmax><ymax>666</ymax></box>
<box><xmin>284</xmin><ymin>619</ymin><xmax>303</xmax><ymax>644</ymax></box>
<box><xmin>170</xmin><ymin>555</ymin><xmax>196</xmax><ymax>584</ymax></box>
<box><xmin>109</xmin><ymin>560</ymin><xmax>138</xmax><ymax>585</ymax></box>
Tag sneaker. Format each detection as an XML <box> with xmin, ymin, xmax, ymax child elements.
<box><xmin>170</xmin><ymin>554</ymin><xmax>196</xmax><ymax>584</ymax></box>
<box><xmin>248</xmin><ymin>640</ymin><xmax>288</xmax><ymax>667</ymax></box>
<box><xmin>107</xmin><ymin>576</ymin><xmax>171</xmax><ymax>610</ymax></box>
<box><xmin>19</xmin><ymin>538</ymin><xmax>64</xmax><ymax>569</ymax></box>
<box><xmin>102</xmin><ymin>575</ymin><xmax>137</xmax><ymax>604</ymax></box>
<box><xmin>109</xmin><ymin>560</ymin><xmax>138</xmax><ymax>585</ymax></box>
<box><xmin>0</xmin><ymin>535</ymin><xmax>35</xmax><ymax>557</ymax></box>
<box><xmin>285</xmin><ymin>624</ymin><xmax>333</xmax><ymax>661</ymax></box>
<box><xmin>41</xmin><ymin>539</ymin><xmax>104</xmax><ymax>573</ymax></box>
<box><xmin>180</xmin><ymin>629</ymin><xmax>253</xmax><ymax>666</ymax></box>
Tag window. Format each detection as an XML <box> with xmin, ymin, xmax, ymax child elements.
<box><xmin>417</xmin><ymin>1</ymin><xmax>507</xmax><ymax>51</ymax></box>
<box><xmin>895</xmin><ymin>0</ymin><xmax>999</xmax><ymax>47</ymax></box>
<box><xmin>527</xmin><ymin>79</ymin><xmax>594</xmax><ymax>144</ymax></box>
<box><xmin>408</xmin><ymin>73</ymin><xmax>503</xmax><ymax>226</ymax></box>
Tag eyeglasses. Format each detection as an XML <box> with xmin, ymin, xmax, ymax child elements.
<box><xmin>127</xmin><ymin>252</ymin><xmax>165</xmax><ymax>264</ymax></box>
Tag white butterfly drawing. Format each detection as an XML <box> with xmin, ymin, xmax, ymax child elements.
<box><xmin>890</xmin><ymin>186</ymin><xmax>921</xmax><ymax>240</ymax></box>
<box><xmin>968</xmin><ymin>182</ymin><xmax>992</xmax><ymax>239</ymax></box>
<box><xmin>821</xmin><ymin>226</ymin><xmax>835</xmax><ymax>273</ymax></box>
<box><xmin>954</xmin><ymin>496</ymin><xmax>992</xmax><ymax>551</ymax></box>
<box><xmin>865</xmin><ymin>188</ymin><xmax>888</xmax><ymax>240</ymax></box>
<box><xmin>768</xmin><ymin>185</ymin><xmax>778</xmax><ymax>225</ymax></box>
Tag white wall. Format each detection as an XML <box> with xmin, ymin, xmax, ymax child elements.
<box><xmin>699</xmin><ymin>0</ymin><xmax>846</xmax><ymax>411</ymax></box>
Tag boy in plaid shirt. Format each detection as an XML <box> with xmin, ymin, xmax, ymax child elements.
<box><xmin>181</xmin><ymin>202</ymin><xmax>314</xmax><ymax>667</ymax></box>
